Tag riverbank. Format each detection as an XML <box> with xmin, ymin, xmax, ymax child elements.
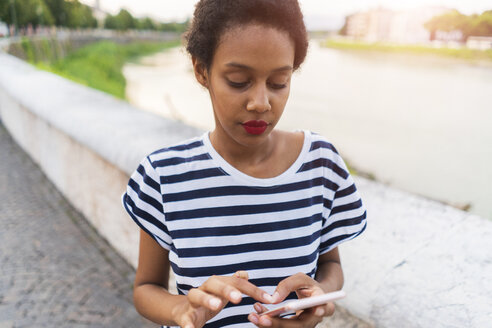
<box><xmin>33</xmin><ymin>40</ymin><xmax>180</xmax><ymax>99</ymax></box>
<box><xmin>124</xmin><ymin>44</ymin><xmax>492</xmax><ymax>220</ymax></box>
<box><xmin>323</xmin><ymin>38</ymin><xmax>492</xmax><ymax>64</ymax></box>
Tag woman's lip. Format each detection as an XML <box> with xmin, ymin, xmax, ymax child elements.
<box><xmin>242</xmin><ymin>120</ymin><xmax>268</xmax><ymax>135</ymax></box>
<box><xmin>242</xmin><ymin>120</ymin><xmax>268</xmax><ymax>127</ymax></box>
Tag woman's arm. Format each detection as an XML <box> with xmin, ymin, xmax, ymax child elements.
<box><xmin>134</xmin><ymin>229</ymin><xmax>275</xmax><ymax>328</ymax></box>
<box><xmin>133</xmin><ymin>229</ymin><xmax>186</xmax><ymax>326</ymax></box>
<box><xmin>315</xmin><ymin>247</ymin><xmax>344</xmax><ymax>293</ymax></box>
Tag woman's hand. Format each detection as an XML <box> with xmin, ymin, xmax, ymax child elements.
<box><xmin>174</xmin><ymin>271</ymin><xmax>274</xmax><ymax>328</ymax></box>
<box><xmin>247</xmin><ymin>273</ymin><xmax>335</xmax><ymax>328</ymax></box>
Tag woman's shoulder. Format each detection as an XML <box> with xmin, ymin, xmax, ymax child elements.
<box><xmin>306</xmin><ymin>131</ymin><xmax>340</xmax><ymax>155</ymax></box>
<box><xmin>280</xmin><ymin>130</ymin><xmax>339</xmax><ymax>155</ymax></box>
<box><xmin>145</xmin><ymin>134</ymin><xmax>208</xmax><ymax>165</ymax></box>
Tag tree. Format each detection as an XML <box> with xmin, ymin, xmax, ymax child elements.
<box><xmin>467</xmin><ymin>11</ymin><xmax>492</xmax><ymax>37</ymax></box>
<box><xmin>425</xmin><ymin>10</ymin><xmax>492</xmax><ymax>40</ymax></box>
<box><xmin>1</xmin><ymin>0</ymin><xmax>97</xmax><ymax>29</ymax></box>
<box><xmin>137</xmin><ymin>17</ymin><xmax>156</xmax><ymax>31</ymax></box>
<box><xmin>103</xmin><ymin>14</ymin><xmax>116</xmax><ymax>29</ymax></box>
<box><xmin>157</xmin><ymin>20</ymin><xmax>189</xmax><ymax>33</ymax></box>
<box><xmin>424</xmin><ymin>10</ymin><xmax>469</xmax><ymax>40</ymax></box>
<box><xmin>0</xmin><ymin>0</ymin><xmax>54</xmax><ymax>28</ymax></box>
<box><xmin>104</xmin><ymin>9</ymin><xmax>136</xmax><ymax>30</ymax></box>
<box><xmin>44</xmin><ymin>0</ymin><xmax>68</xmax><ymax>26</ymax></box>
<box><xmin>65</xmin><ymin>0</ymin><xmax>97</xmax><ymax>28</ymax></box>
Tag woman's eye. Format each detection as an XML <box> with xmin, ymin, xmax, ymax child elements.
<box><xmin>269</xmin><ymin>82</ymin><xmax>287</xmax><ymax>90</ymax></box>
<box><xmin>227</xmin><ymin>80</ymin><xmax>249</xmax><ymax>89</ymax></box>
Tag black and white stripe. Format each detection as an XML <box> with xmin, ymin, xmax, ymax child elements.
<box><xmin>122</xmin><ymin>131</ymin><xmax>367</xmax><ymax>327</ymax></box>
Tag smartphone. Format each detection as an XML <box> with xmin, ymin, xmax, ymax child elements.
<box><xmin>261</xmin><ymin>290</ymin><xmax>346</xmax><ymax>317</ymax></box>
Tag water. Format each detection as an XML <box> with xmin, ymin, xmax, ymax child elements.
<box><xmin>123</xmin><ymin>42</ymin><xmax>492</xmax><ymax>220</ymax></box>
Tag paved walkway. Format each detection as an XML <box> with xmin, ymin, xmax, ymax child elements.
<box><xmin>0</xmin><ymin>122</ymin><xmax>154</xmax><ymax>327</ymax></box>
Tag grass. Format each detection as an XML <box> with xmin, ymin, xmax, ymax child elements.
<box><xmin>34</xmin><ymin>40</ymin><xmax>181</xmax><ymax>99</ymax></box>
<box><xmin>323</xmin><ymin>38</ymin><xmax>492</xmax><ymax>62</ymax></box>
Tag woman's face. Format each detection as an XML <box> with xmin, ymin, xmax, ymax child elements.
<box><xmin>196</xmin><ymin>23</ymin><xmax>295</xmax><ymax>149</ymax></box>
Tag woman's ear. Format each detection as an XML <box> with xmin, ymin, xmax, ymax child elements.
<box><xmin>192</xmin><ymin>57</ymin><xmax>208</xmax><ymax>88</ymax></box>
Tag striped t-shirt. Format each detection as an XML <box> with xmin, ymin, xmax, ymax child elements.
<box><xmin>122</xmin><ymin>130</ymin><xmax>367</xmax><ymax>328</ymax></box>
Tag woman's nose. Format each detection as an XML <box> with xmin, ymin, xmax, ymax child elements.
<box><xmin>246</xmin><ymin>85</ymin><xmax>271</xmax><ymax>113</ymax></box>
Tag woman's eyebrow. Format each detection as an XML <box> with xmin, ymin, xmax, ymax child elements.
<box><xmin>225</xmin><ymin>62</ymin><xmax>293</xmax><ymax>72</ymax></box>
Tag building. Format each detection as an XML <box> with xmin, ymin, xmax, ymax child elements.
<box><xmin>346</xmin><ymin>9</ymin><xmax>394</xmax><ymax>41</ymax></box>
<box><xmin>466</xmin><ymin>36</ymin><xmax>492</xmax><ymax>50</ymax></box>
<box><xmin>90</xmin><ymin>0</ymin><xmax>108</xmax><ymax>27</ymax></box>
<box><xmin>345</xmin><ymin>6</ymin><xmax>453</xmax><ymax>44</ymax></box>
<box><xmin>389</xmin><ymin>7</ymin><xmax>451</xmax><ymax>44</ymax></box>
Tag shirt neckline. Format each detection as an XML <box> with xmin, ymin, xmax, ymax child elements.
<box><xmin>202</xmin><ymin>130</ymin><xmax>311</xmax><ymax>186</ymax></box>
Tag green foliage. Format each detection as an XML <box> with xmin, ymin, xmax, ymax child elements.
<box><xmin>44</xmin><ymin>0</ymin><xmax>68</xmax><ymax>26</ymax></box>
<box><xmin>425</xmin><ymin>10</ymin><xmax>492</xmax><ymax>40</ymax></box>
<box><xmin>17</xmin><ymin>36</ymin><xmax>66</xmax><ymax>62</ymax></box>
<box><xmin>0</xmin><ymin>0</ymin><xmax>96</xmax><ymax>29</ymax></box>
<box><xmin>20</xmin><ymin>37</ymin><xmax>36</xmax><ymax>61</ymax></box>
<box><xmin>103</xmin><ymin>10</ymin><xmax>188</xmax><ymax>32</ymax></box>
<box><xmin>137</xmin><ymin>17</ymin><xmax>156</xmax><ymax>31</ymax></box>
<box><xmin>104</xmin><ymin>9</ymin><xmax>135</xmax><ymax>31</ymax></box>
<box><xmin>0</xmin><ymin>0</ymin><xmax>54</xmax><ymax>28</ymax></box>
<box><xmin>64</xmin><ymin>0</ymin><xmax>97</xmax><ymax>28</ymax></box>
<box><xmin>468</xmin><ymin>11</ymin><xmax>492</xmax><ymax>37</ymax></box>
<box><xmin>32</xmin><ymin>40</ymin><xmax>180</xmax><ymax>98</ymax></box>
<box><xmin>157</xmin><ymin>20</ymin><xmax>189</xmax><ymax>33</ymax></box>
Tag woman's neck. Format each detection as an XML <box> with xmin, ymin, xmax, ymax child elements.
<box><xmin>209</xmin><ymin>129</ymin><xmax>278</xmax><ymax>168</ymax></box>
<box><xmin>209</xmin><ymin>128</ymin><xmax>305</xmax><ymax>179</ymax></box>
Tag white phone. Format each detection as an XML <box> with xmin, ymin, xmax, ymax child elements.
<box><xmin>261</xmin><ymin>290</ymin><xmax>346</xmax><ymax>317</ymax></box>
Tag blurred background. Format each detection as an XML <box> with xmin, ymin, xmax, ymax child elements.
<box><xmin>3</xmin><ymin>0</ymin><xmax>489</xmax><ymax>219</ymax></box>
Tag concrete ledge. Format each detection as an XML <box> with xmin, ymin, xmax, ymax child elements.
<box><xmin>1</xmin><ymin>52</ymin><xmax>491</xmax><ymax>327</ymax></box>
<box><xmin>343</xmin><ymin>178</ymin><xmax>492</xmax><ymax>327</ymax></box>
<box><xmin>0</xmin><ymin>53</ymin><xmax>200</xmax><ymax>268</ymax></box>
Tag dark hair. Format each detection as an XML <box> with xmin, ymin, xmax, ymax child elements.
<box><xmin>185</xmin><ymin>0</ymin><xmax>308</xmax><ymax>71</ymax></box>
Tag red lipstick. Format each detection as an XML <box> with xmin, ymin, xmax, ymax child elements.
<box><xmin>242</xmin><ymin>120</ymin><xmax>268</xmax><ymax>135</ymax></box>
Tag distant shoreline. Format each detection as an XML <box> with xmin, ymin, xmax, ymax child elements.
<box><xmin>322</xmin><ymin>38</ymin><xmax>492</xmax><ymax>65</ymax></box>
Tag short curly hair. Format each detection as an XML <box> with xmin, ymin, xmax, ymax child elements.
<box><xmin>184</xmin><ymin>0</ymin><xmax>308</xmax><ymax>71</ymax></box>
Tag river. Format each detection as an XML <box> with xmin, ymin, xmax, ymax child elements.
<box><xmin>123</xmin><ymin>41</ymin><xmax>492</xmax><ymax>220</ymax></box>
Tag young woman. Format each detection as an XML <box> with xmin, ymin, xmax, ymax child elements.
<box><xmin>122</xmin><ymin>1</ymin><xmax>367</xmax><ymax>327</ymax></box>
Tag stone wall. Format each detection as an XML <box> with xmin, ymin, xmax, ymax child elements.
<box><xmin>1</xmin><ymin>52</ymin><xmax>490</xmax><ymax>328</ymax></box>
<box><xmin>4</xmin><ymin>29</ymin><xmax>179</xmax><ymax>62</ymax></box>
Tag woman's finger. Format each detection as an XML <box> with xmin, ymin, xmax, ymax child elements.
<box><xmin>272</xmin><ymin>273</ymin><xmax>316</xmax><ymax>303</ymax></box>
<box><xmin>254</xmin><ymin>302</ymin><xmax>269</xmax><ymax>314</ymax></box>
<box><xmin>180</xmin><ymin>316</ymin><xmax>195</xmax><ymax>328</ymax></box>
<box><xmin>234</xmin><ymin>270</ymin><xmax>249</xmax><ymax>280</ymax></box>
<box><xmin>187</xmin><ymin>287</ymin><xmax>223</xmax><ymax>311</ymax></box>
<box><xmin>201</xmin><ymin>275</ymin><xmax>274</xmax><ymax>304</ymax></box>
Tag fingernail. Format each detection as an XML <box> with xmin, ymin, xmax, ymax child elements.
<box><xmin>315</xmin><ymin>307</ymin><xmax>325</xmax><ymax>316</ymax></box>
<box><xmin>272</xmin><ymin>292</ymin><xmax>281</xmax><ymax>303</ymax></box>
<box><xmin>230</xmin><ymin>291</ymin><xmax>242</xmax><ymax>301</ymax></box>
<box><xmin>209</xmin><ymin>297</ymin><xmax>221</xmax><ymax>309</ymax></box>
<box><xmin>259</xmin><ymin>316</ymin><xmax>272</xmax><ymax>326</ymax></box>
<box><xmin>249</xmin><ymin>313</ymin><xmax>259</xmax><ymax>324</ymax></box>
<box><xmin>254</xmin><ymin>303</ymin><xmax>262</xmax><ymax>313</ymax></box>
<box><xmin>263</xmin><ymin>293</ymin><xmax>274</xmax><ymax>303</ymax></box>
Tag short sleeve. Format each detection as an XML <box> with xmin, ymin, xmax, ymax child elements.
<box><xmin>319</xmin><ymin>151</ymin><xmax>367</xmax><ymax>255</ymax></box>
<box><xmin>122</xmin><ymin>156</ymin><xmax>172</xmax><ymax>250</ymax></box>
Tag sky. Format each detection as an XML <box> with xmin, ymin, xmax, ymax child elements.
<box><xmin>81</xmin><ymin>0</ymin><xmax>492</xmax><ymax>30</ymax></box>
